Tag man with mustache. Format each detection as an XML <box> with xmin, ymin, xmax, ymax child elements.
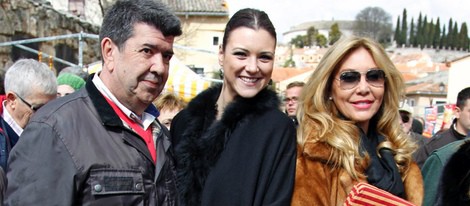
<box><xmin>5</xmin><ymin>0</ymin><xmax>182</xmax><ymax>205</ymax></box>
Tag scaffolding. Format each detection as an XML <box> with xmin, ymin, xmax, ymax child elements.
<box><xmin>0</xmin><ymin>32</ymin><xmax>222</xmax><ymax>84</ymax></box>
<box><xmin>0</xmin><ymin>32</ymin><xmax>99</xmax><ymax>69</ymax></box>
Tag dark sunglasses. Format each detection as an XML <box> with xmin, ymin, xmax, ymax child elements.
<box><xmin>400</xmin><ymin>112</ymin><xmax>410</xmax><ymax>123</ymax></box>
<box><xmin>336</xmin><ymin>69</ymin><xmax>386</xmax><ymax>90</ymax></box>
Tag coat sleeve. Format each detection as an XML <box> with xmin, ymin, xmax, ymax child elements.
<box><xmin>403</xmin><ymin>162</ymin><xmax>424</xmax><ymax>206</ymax></box>
<box><xmin>262</xmin><ymin>116</ymin><xmax>297</xmax><ymax>205</ymax></box>
<box><xmin>291</xmin><ymin>148</ymin><xmax>340</xmax><ymax>206</ymax></box>
<box><xmin>5</xmin><ymin>121</ymin><xmax>78</xmax><ymax>205</ymax></box>
<box><xmin>421</xmin><ymin>152</ymin><xmax>445</xmax><ymax>206</ymax></box>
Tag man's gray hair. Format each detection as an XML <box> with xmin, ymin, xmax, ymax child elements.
<box><xmin>5</xmin><ymin>59</ymin><xmax>57</xmax><ymax>98</ymax></box>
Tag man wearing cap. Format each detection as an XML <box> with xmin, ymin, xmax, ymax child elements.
<box><xmin>399</xmin><ymin>103</ymin><xmax>428</xmax><ymax>156</ymax></box>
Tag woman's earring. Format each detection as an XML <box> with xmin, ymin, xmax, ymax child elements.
<box><xmin>328</xmin><ymin>96</ymin><xmax>333</xmax><ymax>101</ymax></box>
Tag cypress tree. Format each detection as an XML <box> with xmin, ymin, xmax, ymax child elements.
<box><xmin>394</xmin><ymin>16</ymin><xmax>403</xmax><ymax>47</ymax></box>
<box><xmin>421</xmin><ymin>16</ymin><xmax>428</xmax><ymax>49</ymax></box>
<box><xmin>459</xmin><ymin>23</ymin><xmax>469</xmax><ymax>51</ymax></box>
<box><xmin>434</xmin><ymin>18</ymin><xmax>441</xmax><ymax>49</ymax></box>
<box><xmin>453</xmin><ymin>22</ymin><xmax>459</xmax><ymax>49</ymax></box>
<box><xmin>409</xmin><ymin>18</ymin><xmax>415</xmax><ymax>47</ymax></box>
<box><xmin>441</xmin><ymin>26</ymin><xmax>447</xmax><ymax>49</ymax></box>
<box><xmin>416</xmin><ymin>13</ymin><xmax>422</xmax><ymax>47</ymax></box>
<box><xmin>428</xmin><ymin>19</ymin><xmax>435</xmax><ymax>47</ymax></box>
<box><xmin>395</xmin><ymin>17</ymin><xmax>401</xmax><ymax>45</ymax></box>
<box><xmin>401</xmin><ymin>9</ymin><xmax>408</xmax><ymax>45</ymax></box>
<box><xmin>448</xmin><ymin>18</ymin><xmax>454</xmax><ymax>49</ymax></box>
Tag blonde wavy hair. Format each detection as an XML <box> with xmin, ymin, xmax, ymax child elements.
<box><xmin>297</xmin><ymin>36</ymin><xmax>416</xmax><ymax>179</ymax></box>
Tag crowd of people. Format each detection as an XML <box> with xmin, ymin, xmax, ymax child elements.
<box><xmin>0</xmin><ymin>0</ymin><xmax>468</xmax><ymax>205</ymax></box>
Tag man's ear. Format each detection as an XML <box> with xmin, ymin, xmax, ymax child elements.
<box><xmin>101</xmin><ymin>37</ymin><xmax>117</xmax><ymax>72</ymax></box>
<box><xmin>454</xmin><ymin>106</ymin><xmax>461</xmax><ymax>119</ymax></box>
<box><xmin>5</xmin><ymin>92</ymin><xmax>17</xmax><ymax>109</ymax></box>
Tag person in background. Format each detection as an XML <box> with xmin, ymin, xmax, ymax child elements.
<box><xmin>284</xmin><ymin>81</ymin><xmax>304</xmax><ymax>126</ymax></box>
<box><xmin>292</xmin><ymin>36</ymin><xmax>423</xmax><ymax>205</ymax></box>
<box><xmin>0</xmin><ymin>59</ymin><xmax>57</xmax><ymax>171</ymax></box>
<box><xmin>399</xmin><ymin>102</ymin><xmax>428</xmax><ymax>159</ymax></box>
<box><xmin>171</xmin><ymin>8</ymin><xmax>296</xmax><ymax>206</ymax></box>
<box><xmin>154</xmin><ymin>93</ymin><xmax>186</xmax><ymax>130</ymax></box>
<box><xmin>59</xmin><ymin>66</ymin><xmax>88</xmax><ymax>81</ymax></box>
<box><xmin>414</xmin><ymin>87</ymin><xmax>470</xmax><ymax>168</ymax></box>
<box><xmin>5</xmin><ymin>0</ymin><xmax>182</xmax><ymax>205</ymax></box>
<box><xmin>420</xmin><ymin>139</ymin><xmax>466</xmax><ymax>206</ymax></box>
<box><xmin>0</xmin><ymin>59</ymin><xmax>56</xmax><ymax>203</ymax></box>
<box><xmin>419</xmin><ymin>87</ymin><xmax>470</xmax><ymax>205</ymax></box>
<box><xmin>436</xmin><ymin>139</ymin><xmax>470</xmax><ymax>205</ymax></box>
<box><xmin>56</xmin><ymin>73</ymin><xmax>86</xmax><ymax>97</ymax></box>
<box><xmin>412</xmin><ymin>117</ymin><xmax>424</xmax><ymax>135</ymax></box>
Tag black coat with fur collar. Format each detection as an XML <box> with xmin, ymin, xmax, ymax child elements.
<box><xmin>171</xmin><ymin>84</ymin><xmax>297</xmax><ymax>206</ymax></box>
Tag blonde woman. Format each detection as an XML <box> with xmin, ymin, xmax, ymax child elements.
<box><xmin>292</xmin><ymin>36</ymin><xmax>423</xmax><ymax>205</ymax></box>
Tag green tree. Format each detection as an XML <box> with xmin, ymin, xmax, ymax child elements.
<box><xmin>284</xmin><ymin>48</ymin><xmax>296</xmax><ymax>67</ymax></box>
<box><xmin>353</xmin><ymin>6</ymin><xmax>393</xmax><ymax>44</ymax></box>
<box><xmin>395</xmin><ymin>17</ymin><xmax>401</xmax><ymax>45</ymax></box>
<box><xmin>459</xmin><ymin>23</ymin><xmax>469</xmax><ymax>51</ymax></box>
<box><xmin>400</xmin><ymin>9</ymin><xmax>408</xmax><ymax>45</ymax></box>
<box><xmin>422</xmin><ymin>16</ymin><xmax>428</xmax><ymax>48</ymax></box>
<box><xmin>433</xmin><ymin>18</ymin><xmax>441</xmax><ymax>49</ymax></box>
<box><xmin>447</xmin><ymin>18</ymin><xmax>454</xmax><ymax>49</ymax></box>
<box><xmin>306</xmin><ymin>26</ymin><xmax>318</xmax><ymax>47</ymax></box>
<box><xmin>427</xmin><ymin>18</ymin><xmax>435</xmax><ymax>47</ymax></box>
<box><xmin>328</xmin><ymin>22</ymin><xmax>342</xmax><ymax>45</ymax></box>
<box><xmin>415</xmin><ymin>13</ymin><xmax>422</xmax><ymax>47</ymax></box>
<box><xmin>409</xmin><ymin>18</ymin><xmax>415</xmax><ymax>47</ymax></box>
<box><xmin>290</xmin><ymin>35</ymin><xmax>306</xmax><ymax>48</ymax></box>
<box><xmin>316</xmin><ymin>34</ymin><xmax>327</xmax><ymax>47</ymax></box>
<box><xmin>441</xmin><ymin>26</ymin><xmax>447</xmax><ymax>49</ymax></box>
<box><xmin>452</xmin><ymin>22</ymin><xmax>459</xmax><ymax>49</ymax></box>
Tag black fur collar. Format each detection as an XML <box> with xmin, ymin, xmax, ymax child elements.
<box><xmin>175</xmin><ymin>84</ymin><xmax>280</xmax><ymax>205</ymax></box>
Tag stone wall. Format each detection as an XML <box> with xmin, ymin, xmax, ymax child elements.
<box><xmin>0</xmin><ymin>0</ymin><xmax>101</xmax><ymax>73</ymax></box>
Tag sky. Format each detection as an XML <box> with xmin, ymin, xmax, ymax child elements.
<box><xmin>226</xmin><ymin>0</ymin><xmax>470</xmax><ymax>42</ymax></box>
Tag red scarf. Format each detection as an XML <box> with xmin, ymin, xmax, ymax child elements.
<box><xmin>104</xmin><ymin>97</ymin><xmax>156</xmax><ymax>162</ymax></box>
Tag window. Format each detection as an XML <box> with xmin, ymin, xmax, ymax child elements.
<box><xmin>55</xmin><ymin>44</ymin><xmax>77</xmax><ymax>72</ymax></box>
<box><xmin>69</xmin><ymin>0</ymin><xmax>85</xmax><ymax>17</ymax></box>
<box><xmin>11</xmin><ymin>33</ymin><xmax>39</xmax><ymax>61</ymax></box>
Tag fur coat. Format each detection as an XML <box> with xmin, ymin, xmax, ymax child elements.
<box><xmin>171</xmin><ymin>85</ymin><xmax>297</xmax><ymax>206</ymax></box>
<box><xmin>292</xmin><ymin>140</ymin><xmax>423</xmax><ymax>206</ymax></box>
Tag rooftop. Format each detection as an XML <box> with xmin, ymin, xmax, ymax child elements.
<box><xmin>161</xmin><ymin>0</ymin><xmax>228</xmax><ymax>15</ymax></box>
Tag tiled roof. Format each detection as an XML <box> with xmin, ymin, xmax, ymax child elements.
<box><xmin>406</xmin><ymin>82</ymin><xmax>447</xmax><ymax>94</ymax></box>
<box><xmin>161</xmin><ymin>0</ymin><xmax>228</xmax><ymax>14</ymax></box>
<box><xmin>271</xmin><ymin>67</ymin><xmax>313</xmax><ymax>82</ymax></box>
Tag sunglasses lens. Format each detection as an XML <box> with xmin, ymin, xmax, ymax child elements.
<box><xmin>400</xmin><ymin>112</ymin><xmax>410</xmax><ymax>123</ymax></box>
<box><xmin>366</xmin><ymin>70</ymin><xmax>385</xmax><ymax>87</ymax></box>
<box><xmin>339</xmin><ymin>71</ymin><xmax>361</xmax><ymax>89</ymax></box>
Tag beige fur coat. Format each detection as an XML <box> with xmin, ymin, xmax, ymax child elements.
<box><xmin>291</xmin><ymin>142</ymin><xmax>423</xmax><ymax>206</ymax></box>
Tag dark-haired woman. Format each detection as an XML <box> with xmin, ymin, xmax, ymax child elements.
<box><xmin>171</xmin><ymin>8</ymin><xmax>296</xmax><ymax>206</ymax></box>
